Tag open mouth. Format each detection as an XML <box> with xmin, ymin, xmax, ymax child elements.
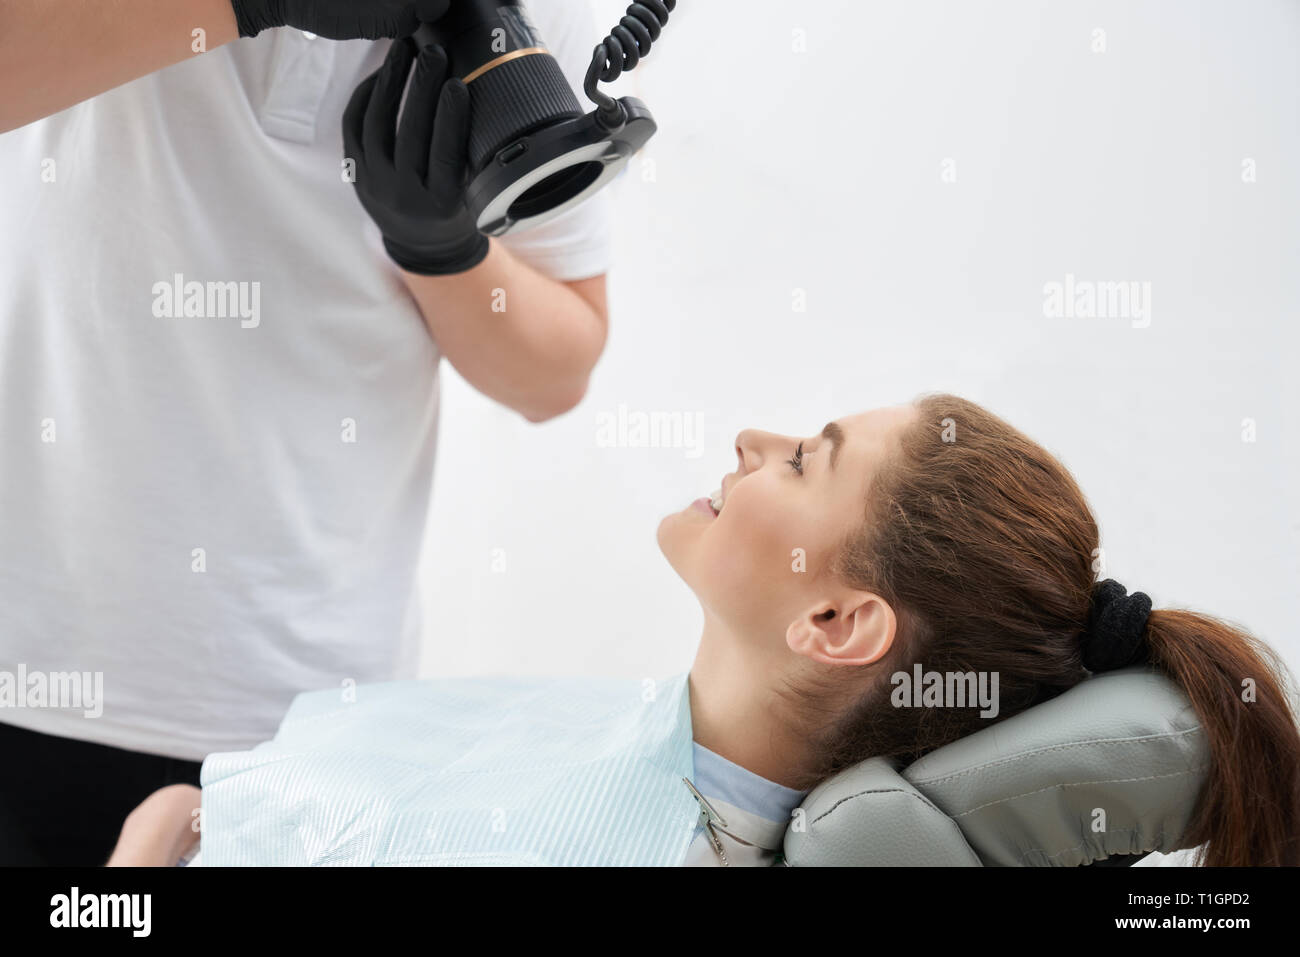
<box><xmin>693</xmin><ymin>478</ymin><xmax>729</xmax><ymax>519</ymax></box>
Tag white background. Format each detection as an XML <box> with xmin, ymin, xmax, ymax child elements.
<box><xmin>418</xmin><ymin>0</ymin><xmax>1300</xmax><ymax>683</ymax></box>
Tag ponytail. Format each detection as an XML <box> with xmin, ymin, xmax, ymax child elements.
<box><xmin>1145</xmin><ymin>610</ymin><xmax>1300</xmax><ymax>866</ymax></box>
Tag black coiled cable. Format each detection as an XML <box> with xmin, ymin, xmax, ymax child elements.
<box><xmin>584</xmin><ymin>0</ymin><xmax>677</xmax><ymax>128</ymax></box>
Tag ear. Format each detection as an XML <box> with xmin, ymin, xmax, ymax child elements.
<box><xmin>785</xmin><ymin>592</ymin><xmax>897</xmax><ymax>667</ymax></box>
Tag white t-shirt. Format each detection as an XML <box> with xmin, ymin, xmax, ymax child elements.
<box><xmin>0</xmin><ymin>1</ymin><xmax>613</xmax><ymax>761</ymax></box>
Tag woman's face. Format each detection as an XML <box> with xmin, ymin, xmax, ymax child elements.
<box><xmin>658</xmin><ymin>405</ymin><xmax>917</xmax><ymax>651</ymax></box>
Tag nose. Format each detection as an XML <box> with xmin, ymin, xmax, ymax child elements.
<box><xmin>734</xmin><ymin>429</ymin><xmax>759</xmax><ymax>475</ymax></box>
<box><xmin>734</xmin><ymin>428</ymin><xmax>785</xmax><ymax>474</ymax></box>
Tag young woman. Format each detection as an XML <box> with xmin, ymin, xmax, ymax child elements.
<box><xmin>109</xmin><ymin>394</ymin><xmax>1300</xmax><ymax>866</ymax></box>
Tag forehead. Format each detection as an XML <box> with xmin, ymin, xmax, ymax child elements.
<box><xmin>836</xmin><ymin>406</ymin><xmax>914</xmax><ymax>456</ymax></box>
<box><xmin>824</xmin><ymin>406</ymin><xmax>915</xmax><ymax>485</ymax></box>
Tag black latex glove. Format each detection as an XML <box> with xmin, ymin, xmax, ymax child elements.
<box><xmin>343</xmin><ymin>38</ymin><xmax>490</xmax><ymax>276</ymax></box>
<box><xmin>231</xmin><ymin>0</ymin><xmax>449</xmax><ymax>40</ymax></box>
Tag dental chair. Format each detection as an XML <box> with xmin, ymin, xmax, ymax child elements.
<box><xmin>783</xmin><ymin>666</ymin><xmax>1209</xmax><ymax>866</ymax></box>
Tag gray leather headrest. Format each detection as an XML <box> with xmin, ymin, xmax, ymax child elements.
<box><xmin>784</xmin><ymin>667</ymin><xmax>1209</xmax><ymax>866</ymax></box>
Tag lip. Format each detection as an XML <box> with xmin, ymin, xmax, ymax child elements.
<box><xmin>692</xmin><ymin>497</ymin><xmax>718</xmax><ymax>518</ymax></box>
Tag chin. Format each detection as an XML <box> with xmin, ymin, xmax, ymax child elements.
<box><xmin>655</xmin><ymin>512</ymin><xmax>679</xmax><ymax>563</ymax></box>
<box><xmin>656</xmin><ymin>511</ymin><xmax>692</xmax><ymax>583</ymax></box>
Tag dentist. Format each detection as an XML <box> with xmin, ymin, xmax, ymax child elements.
<box><xmin>0</xmin><ymin>0</ymin><xmax>612</xmax><ymax>864</ymax></box>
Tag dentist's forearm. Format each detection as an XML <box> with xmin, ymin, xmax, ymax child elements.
<box><xmin>0</xmin><ymin>0</ymin><xmax>238</xmax><ymax>134</ymax></box>
<box><xmin>402</xmin><ymin>239</ymin><xmax>609</xmax><ymax>423</ymax></box>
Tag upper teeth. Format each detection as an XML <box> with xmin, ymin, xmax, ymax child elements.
<box><xmin>709</xmin><ymin>489</ymin><xmax>724</xmax><ymax>512</ymax></box>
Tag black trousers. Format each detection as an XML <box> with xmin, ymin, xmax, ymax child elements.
<box><xmin>0</xmin><ymin>720</ymin><xmax>203</xmax><ymax>866</ymax></box>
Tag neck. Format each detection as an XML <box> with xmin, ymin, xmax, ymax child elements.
<box><xmin>687</xmin><ymin>615</ymin><xmax>810</xmax><ymax>791</ymax></box>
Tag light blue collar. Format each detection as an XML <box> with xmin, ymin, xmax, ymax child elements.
<box><xmin>690</xmin><ymin>742</ymin><xmax>807</xmax><ymax>849</ymax></box>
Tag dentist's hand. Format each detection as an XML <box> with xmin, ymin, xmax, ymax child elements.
<box><xmin>343</xmin><ymin>38</ymin><xmax>490</xmax><ymax>276</ymax></box>
<box><xmin>231</xmin><ymin>0</ymin><xmax>450</xmax><ymax>40</ymax></box>
<box><xmin>105</xmin><ymin>785</ymin><xmax>202</xmax><ymax>867</ymax></box>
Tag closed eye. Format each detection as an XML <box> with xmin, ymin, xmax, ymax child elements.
<box><xmin>786</xmin><ymin>441</ymin><xmax>804</xmax><ymax>475</ymax></box>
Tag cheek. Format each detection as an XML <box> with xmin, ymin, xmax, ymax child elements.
<box><xmin>700</xmin><ymin>489</ymin><xmax>797</xmax><ymax>595</ymax></box>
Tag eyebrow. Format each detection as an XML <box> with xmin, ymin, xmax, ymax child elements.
<box><xmin>821</xmin><ymin>422</ymin><xmax>844</xmax><ymax>470</ymax></box>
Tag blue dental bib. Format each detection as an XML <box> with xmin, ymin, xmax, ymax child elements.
<box><xmin>199</xmin><ymin>673</ymin><xmax>700</xmax><ymax>866</ymax></box>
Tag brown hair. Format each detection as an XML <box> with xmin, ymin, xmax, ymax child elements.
<box><xmin>785</xmin><ymin>393</ymin><xmax>1300</xmax><ymax>866</ymax></box>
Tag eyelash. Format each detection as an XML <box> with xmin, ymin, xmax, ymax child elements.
<box><xmin>787</xmin><ymin>441</ymin><xmax>804</xmax><ymax>475</ymax></box>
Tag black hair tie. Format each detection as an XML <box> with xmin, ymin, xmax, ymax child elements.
<box><xmin>1082</xmin><ymin>579</ymin><xmax>1153</xmax><ymax>672</ymax></box>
